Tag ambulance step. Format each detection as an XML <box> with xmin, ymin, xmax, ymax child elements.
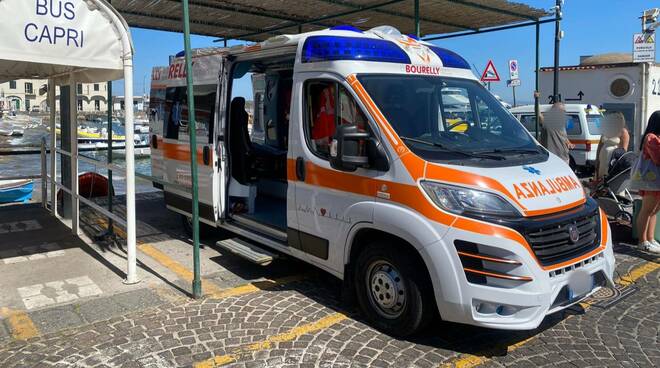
<box><xmin>216</xmin><ymin>238</ymin><xmax>277</xmax><ymax>266</ymax></box>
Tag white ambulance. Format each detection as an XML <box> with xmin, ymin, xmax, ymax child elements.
<box><xmin>149</xmin><ymin>26</ymin><xmax>614</xmax><ymax>336</ymax></box>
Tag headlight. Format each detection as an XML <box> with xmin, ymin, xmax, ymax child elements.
<box><xmin>420</xmin><ymin>181</ymin><xmax>521</xmax><ymax>217</ymax></box>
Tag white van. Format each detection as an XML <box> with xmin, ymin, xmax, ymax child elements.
<box><xmin>149</xmin><ymin>26</ymin><xmax>614</xmax><ymax>336</ymax></box>
<box><xmin>510</xmin><ymin>104</ymin><xmax>603</xmax><ymax>171</ymax></box>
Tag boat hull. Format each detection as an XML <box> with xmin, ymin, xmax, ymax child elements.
<box><xmin>0</xmin><ymin>181</ymin><xmax>33</xmax><ymax>203</ymax></box>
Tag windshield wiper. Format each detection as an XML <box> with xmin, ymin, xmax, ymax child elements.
<box><xmin>476</xmin><ymin>147</ymin><xmax>542</xmax><ymax>155</ymax></box>
<box><xmin>399</xmin><ymin>137</ymin><xmax>504</xmax><ymax>160</ymax></box>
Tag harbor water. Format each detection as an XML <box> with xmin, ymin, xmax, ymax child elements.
<box><xmin>0</xmin><ymin>117</ymin><xmax>155</xmax><ymax>195</ymax></box>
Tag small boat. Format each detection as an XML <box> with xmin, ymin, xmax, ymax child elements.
<box><xmin>0</xmin><ymin>179</ymin><xmax>33</xmax><ymax>203</ymax></box>
<box><xmin>57</xmin><ymin>172</ymin><xmax>113</xmax><ymax>201</ymax></box>
<box><xmin>78</xmin><ymin>172</ymin><xmax>113</xmax><ymax>199</ymax></box>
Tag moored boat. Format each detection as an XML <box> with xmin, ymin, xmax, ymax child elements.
<box><xmin>0</xmin><ymin>179</ymin><xmax>33</xmax><ymax>203</ymax></box>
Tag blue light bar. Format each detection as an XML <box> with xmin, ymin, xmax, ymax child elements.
<box><xmin>329</xmin><ymin>25</ymin><xmax>363</xmax><ymax>33</ymax></box>
<box><xmin>302</xmin><ymin>36</ymin><xmax>411</xmax><ymax>64</ymax></box>
<box><xmin>428</xmin><ymin>46</ymin><xmax>470</xmax><ymax>69</ymax></box>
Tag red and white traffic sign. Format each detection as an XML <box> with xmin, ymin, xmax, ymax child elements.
<box><xmin>508</xmin><ymin>59</ymin><xmax>519</xmax><ymax>80</ymax></box>
<box><xmin>480</xmin><ymin>60</ymin><xmax>500</xmax><ymax>82</ymax></box>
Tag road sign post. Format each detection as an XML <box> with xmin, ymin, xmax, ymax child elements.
<box><xmin>508</xmin><ymin>59</ymin><xmax>519</xmax><ymax>107</ymax></box>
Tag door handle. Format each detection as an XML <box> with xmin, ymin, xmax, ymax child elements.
<box><xmin>296</xmin><ymin>157</ymin><xmax>305</xmax><ymax>181</ymax></box>
<box><xmin>203</xmin><ymin>146</ymin><xmax>210</xmax><ymax>166</ymax></box>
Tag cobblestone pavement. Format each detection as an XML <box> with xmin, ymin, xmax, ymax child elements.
<box><xmin>0</xmin><ymin>243</ymin><xmax>657</xmax><ymax>368</ymax></box>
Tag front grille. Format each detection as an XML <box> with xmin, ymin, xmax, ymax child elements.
<box><xmin>524</xmin><ymin>211</ymin><xmax>600</xmax><ymax>266</ymax></box>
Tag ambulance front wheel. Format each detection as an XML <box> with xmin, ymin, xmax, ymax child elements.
<box><xmin>354</xmin><ymin>242</ymin><xmax>434</xmax><ymax>337</ymax></box>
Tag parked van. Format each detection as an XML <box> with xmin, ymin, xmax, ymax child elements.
<box><xmin>149</xmin><ymin>26</ymin><xmax>614</xmax><ymax>336</ymax></box>
<box><xmin>510</xmin><ymin>104</ymin><xmax>603</xmax><ymax>171</ymax></box>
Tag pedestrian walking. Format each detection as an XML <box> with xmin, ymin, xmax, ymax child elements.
<box><xmin>630</xmin><ymin>111</ymin><xmax>660</xmax><ymax>253</ymax></box>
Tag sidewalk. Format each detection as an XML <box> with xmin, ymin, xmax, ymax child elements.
<box><xmin>0</xmin><ymin>193</ymin><xmax>657</xmax><ymax>368</ymax></box>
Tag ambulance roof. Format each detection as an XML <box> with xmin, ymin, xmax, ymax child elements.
<box><xmin>229</xmin><ymin>25</ymin><xmax>477</xmax><ymax>79</ymax></box>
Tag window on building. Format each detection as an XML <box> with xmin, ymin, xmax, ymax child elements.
<box><xmin>78</xmin><ymin>100</ymin><xmax>83</xmax><ymax>111</ymax></box>
<box><xmin>9</xmin><ymin>81</ymin><xmax>16</xmax><ymax>89</ymax></box>
<box><xmin>95</xmin><ymin>100</ymin><xmax>100</xmax><ymax>111</ymax></box>
<box><xmin>94</xmin><ymin>84</ymin><xmax>99</xmax><ymax>92</ymax></box>
<box><xmin>24</xmin><ymin>83</ymin><xmax>33</xmax><ymax>94</ymax></box>
<box><xmin>26</xmin><ymin>99</ymin><xmax>31</xmax><ymax>111</ymax></box>
<box><xmin>304</xmin><ymin>80</ymin><xmax>369</xmax><ymax>159</ymax></box>
<box><xmin>77</xmin><ymin>84</ymin><xmax>83</xmax><ymax>95</ymax></box>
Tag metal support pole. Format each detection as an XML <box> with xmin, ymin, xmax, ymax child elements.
<box><xmin>69</xmin><ymin>74</ymin><xmax>79</xmax><ymax>235</ymax></box>
<box><xmin>414</xmin><ymin>0</ymin><xmax>420</xmax><ymax>37</ymax></box>
<box><xmin>41</xmin><ymin>137</ymin><xmax>47</xmax><ymax>208</ymax></box>
<box><xmin>535</xmin><ymin>21</ymin><xmax>540</xmax><ymax>139</ymax></box>
<box><xmin>107</xmin><ymin>81</ymin><xmax>114</xmax><ymax>234</ymax></box>
<box><xmin>60</xmin><ymin>85</ymin><xmax>71</xmax><ymax>218</ymax></box>
<box><xmin>48</xmin><ymin>79</ymin><xmax>57</xmax><ymax>216</ymax></box>
<box><xmin>182</xmin><ymin>0</ymin><xmax>202</xmax><ymax>299</ymax></box>
<box><xmin>124</xmin><ymin>59</ymin><xmax>139</xmax><ymax>285</ymax></box>
<box><xmin>512</xmin><ymin>86</ymin><xmax>517</xmax><ymax>108</ymax></box>
<box><xmin>223</xmin><ymin>39</ymin><xmax>227</xmax><ymax>48</ymax></box>
<box><xmin>552</xmin><ymin>0</ymin><xmax>562</xmax><ymax>102</ymax></box>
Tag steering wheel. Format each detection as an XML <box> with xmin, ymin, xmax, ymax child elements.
<box><xmin>447</xmin><ymin>120</ymin><xmax>469</xmax><ymax>132</ymax></box>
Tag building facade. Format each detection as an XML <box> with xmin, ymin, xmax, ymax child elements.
<box><xmin>0</xmin><ymin>79</ymin><xmax>109</xmax><ymax>113</ymax></box>
<box><xmin>540</xmin><ymin>55</ymin><xmax>660</xmax><ymax>151</ymax></box>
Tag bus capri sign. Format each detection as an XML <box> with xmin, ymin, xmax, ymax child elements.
<box><xmin>25</xmin><ymin>1</ymin><xmax>85</xmax><ymax>48</ymax></box>
<box><xmin>0</xmin><ymin>0</ymin><xmax>125</xmax><ymax>73</ymax></box>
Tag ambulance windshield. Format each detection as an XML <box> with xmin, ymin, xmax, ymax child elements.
<box><xmin>358</xmin><ymin>75</ymin><xmax>544</xmax><ymax>163</ymax></box>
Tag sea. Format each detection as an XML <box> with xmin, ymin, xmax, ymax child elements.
<box><xmin>0</xmin><ymin>117</ymin><xmax>155</xmax><ymax>195</ymax></box>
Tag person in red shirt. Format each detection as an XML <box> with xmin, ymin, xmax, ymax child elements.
<box><xmin>312</xmin><ymin>84</ymin><xmax>337</xmax><ymax>149</ymax></box>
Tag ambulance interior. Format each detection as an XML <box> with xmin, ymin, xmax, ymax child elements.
<box><xmin>227</xmin><ymin>57</ymin><xmax>294</xmax><ymax>232</ymax></box>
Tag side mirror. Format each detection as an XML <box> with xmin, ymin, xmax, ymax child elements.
<box><xmin>330</xmin><ymin>124</ymin><xmax>389</xmax><ymax>172</ymax></box>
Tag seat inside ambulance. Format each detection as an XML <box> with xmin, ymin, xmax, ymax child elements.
<box><xmin>227</xmin><ymin>58</ymin><xmax>293</xmax><ymax>232</ymax></box>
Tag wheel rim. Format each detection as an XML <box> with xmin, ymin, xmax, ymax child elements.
<box><xmin>366</xmin><ymin>260</ymin><xmax>406</xmax><ymax>319</ymax></box>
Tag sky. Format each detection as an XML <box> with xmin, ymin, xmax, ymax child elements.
<box><xmin>115</xmin><ymin>0</ymin><xmax>656</xmax><ymax>105</ymax></box>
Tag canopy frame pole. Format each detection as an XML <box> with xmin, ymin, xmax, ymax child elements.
<box><xmin>552</xmin><ymin>0</ymin><xmax>562</xmax><ymax>102</ymax></box>
<box><xmin>534</xmin><ymin>21</ymin><xmax>540</xmax><ymax>139</ymax></box>
<box><xmin>70</xmin><ymin>74</ymin><xmax>79</xmax><ymax>235</ymax></box>
<box><xmin>49</xmin><ymin>79</ymin><xmax>57</xmax><ymax>217</ymax></box>
<box><xmin>182</xmin><ymin>0</ymin><xmax>202</xmax><ymax>299</ymax></box>
<box><xmin>423</xmin><ymin>17</ymin><xmax>557</xmax><ymax>41</ymax></box>
<box><xmin>124</xmin><ymin>56</ymin><xmax>138</xmax><ymax>285</ymax></box>
<box><xmin>107</xmin><ymin>81</ymin><xmax>114</xmax><ymax>236</ymax></box>
<box><xmin>414</xmin><ymin>0</ymin><xmax>420</xmax><ymax>37</ymax></box>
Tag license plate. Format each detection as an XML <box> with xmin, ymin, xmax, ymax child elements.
<box><xmin>567</xmin><ymin>270</ymin><xmax>592</xmax><ymax>301</ymax></box>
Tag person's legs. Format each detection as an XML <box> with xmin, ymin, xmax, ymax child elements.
<box><xmin>637</xmin><ymin>194</ymin><xmax>656</xmax><ymax>243</ymax></box>
<box><xmin>647</xmin><ymin>194</ymin><xmax>660</xmax><ymax>242</ymax></box>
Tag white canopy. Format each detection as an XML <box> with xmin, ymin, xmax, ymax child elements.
<box><xmin>0</xmin><ymin>0</ymin><xmax>138</xmax><ymax>284</ymax></box>
<box><xmin>0</xmin><ymin>0</ymin><xmax>133</xmax><ymax>83</ymax></box>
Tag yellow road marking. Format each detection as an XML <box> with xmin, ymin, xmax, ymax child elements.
<box><xmin>440</xmin><ymin>260</ymin><xmax>660</xmax><ymax>368</ymax></box>
<box><xmin>194</xmin><ymin>313</ymin><xmax>348</xmax><ymax>368</ymax></box>
<box><xmin>93</xmin><ymin>218</ymin><xmax>305</xmax><ymax>298</ymax></box>
<box><xmin>617</xmin><ymin>261</ymin><xmax>659</xmax><ymax>286</ymax></box>
<box><xmin>0</xmin><ymin>307</ymin><xmax>39</xmax><ymax>340</ymax></box>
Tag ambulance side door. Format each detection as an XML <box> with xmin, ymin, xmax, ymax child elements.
<box><xmin>214</xmin><ymin>59</ymin><xmax>229</xmax><ymax>222</ymax></box>
<box><xmin>289</xmin><ymin>72</ymin><xmax>377</xmax><ymax>275</ymax></box>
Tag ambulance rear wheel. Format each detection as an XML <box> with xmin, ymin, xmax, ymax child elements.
<box><xmin>354</xmin><ymin>243</ymin><xmax>434</xmax><ymax>337</ymax></box>
<box><xmin>181</xmin><ymin>215</ymin><xmax>212</xmax><ymax>239</ymax></box>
